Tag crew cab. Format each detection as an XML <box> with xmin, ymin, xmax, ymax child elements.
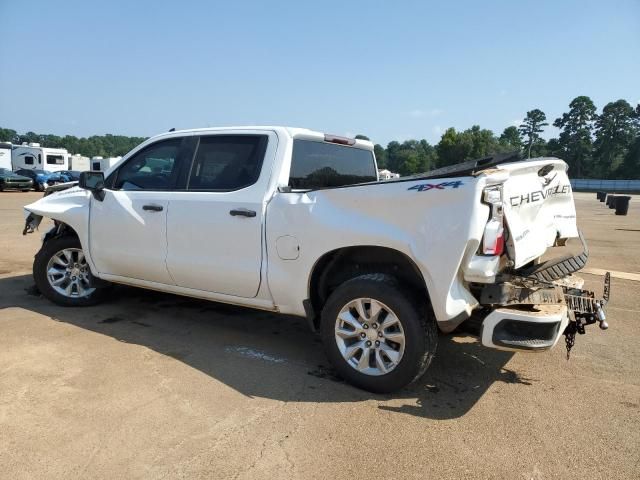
<box><xmin>22</xmin><ymin>127</ymin><xmax>609</xmax><ymax>392</ymax></box>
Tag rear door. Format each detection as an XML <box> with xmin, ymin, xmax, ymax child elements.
<box><xmin>165</xmin><ymin>131</ymin><xmax>276</xmax><ymax>297</ymax></box>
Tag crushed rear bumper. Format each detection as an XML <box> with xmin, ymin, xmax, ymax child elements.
<box><xmin>478</xmin><ymin>274</ymin><xmax>610</xmax><ymax>353</ymax></box>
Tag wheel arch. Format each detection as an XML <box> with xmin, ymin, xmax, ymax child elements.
<box><xmin>307</xmin><ymin>245</ymin><xmax>431</xmax><ymax>330</ymax></box>
<box><xmin>43</xmin><ymin>220</ymin><xmax>80</xmax><ymax>244</ymax></box>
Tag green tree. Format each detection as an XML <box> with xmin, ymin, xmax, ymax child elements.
<box><xmin>385</xmin><ymin>139</ymin><xmax>435</xmax><ymax>175</ymax></box>
<box><xmin>354</xmin><ymin>134</ymin><xmax>370</xmax><ymax>140</ymax></box>
<box><xmin>499</xmin><ymin>126</ymin><xmax>522</xmax><ymax>152</ymax></box>
<box><xmin>0</xmin><ymin>128</ymin><xmax>18</xmax><ymax>143</ymax></box>
<box><xmin>463</xmin><ymin>125</ymin><xmax>503</xmax><ymax>159</ymax></box>
<box><xmin>615</xmin><ymin>135</ymin><xmax>640</xmax><ymax>179</ymax></box>
<box><xmin>436</xmin><ymin>126</ymin><xmax>503</xmax><ymax>167</ymax></box>
<box><xmin>554</xmin><ymin>96</ymin><xmax>597</xmax><ymax>177</ymax></box>
<box><xmin>593</xmin><ymin>100</ymin><xmax>637</xmax><ymax>177</ymax></box>
<box><xmin>436</xmin><ymin>128</ymin><xmax>473</xmax><ymax>167</ymax></box>
<box><xmin>519</xmin><ymin>109</ymin><xmax>548</xmax><ymax>158</ymax></box>
<box><xmin>373</xmin><ymin>144</ymin><xmax>387</xmax><ymax>169</ymax></box>
<box><xmin>545</xmin><ymin>138</ymin><xmax>562</xmax><ymax>157</ymax></box>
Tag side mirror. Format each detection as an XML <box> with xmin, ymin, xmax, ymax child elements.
<box><xmin>79</xmin><ymin>171</ymin><xmax>105</xmax><ymax>201</ymax></box>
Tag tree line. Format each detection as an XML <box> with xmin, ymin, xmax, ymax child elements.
<box><xmin>363</xmin><ymin>96</ymin><xmax>639</xmax><ymax>179</ymax></box>
<box><xmin>0</xmin><ymin>129</ymin><xmax>147</xmax><ymax>159</ymax></box>
<box><xmin>1</xmin><ymin>96</ymin><xmax>638</xmax><ymax>178</ymax></box>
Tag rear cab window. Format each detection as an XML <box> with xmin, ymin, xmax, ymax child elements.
<box><xmin>288</xmin><ymin>140</ymin><xmax>377</xmax><ymax>189</ymax></box>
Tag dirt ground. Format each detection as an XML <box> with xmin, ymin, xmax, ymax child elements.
<box><xmin>0</xmin><ymin>191</ymin><xmax>638</xmax><ymax>479</ymax></box>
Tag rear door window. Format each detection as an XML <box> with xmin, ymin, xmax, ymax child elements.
<box><xmin>187</xmin><ymin>135</ymin><xmax>267</xmax><ymax>191</ymax></box>
<box><xmin>289</xmin><ymin>140</ymin><xmax>377</xmax><ymax>189</ymax></box>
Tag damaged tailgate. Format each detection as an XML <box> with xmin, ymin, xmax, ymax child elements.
<box><xmin>498</xmin><ymin>159</ymin><xmax>579</xmax><ymax>268</ymax></box>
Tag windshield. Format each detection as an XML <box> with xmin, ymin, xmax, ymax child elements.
<box><xmin>33</xmin><ymin>170</ymin><xmax>50</xmax><ymax>175</ymax></box>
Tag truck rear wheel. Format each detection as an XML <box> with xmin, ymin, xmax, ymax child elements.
<box><xmin>320</xmin><ymin>274</ymin><xmax>437</xmax><ymax>393</ymax></box>
<box><xmin>33</xmin><ymin>235</ymin><xmax>110</xmax><ymax>307</ymax></box>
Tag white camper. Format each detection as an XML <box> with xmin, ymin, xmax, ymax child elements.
<box><xmin>0</xmin><ymin>142</ymin><xmax>12</xmax><ymax>169</ymax></box>
<box><xmin>68</xmin><ymin>154</ymin><xmax>91</xmax><ymax>172</ymax></box>
<box><xmin>90</xmin><ymin>156</ymin><xmax>121</xmax><ymax>172</ymax></box>
<box><xmin>378</xmin><ymin>169</ymin><xmax>400</xmax><ymax>180</ymax></box>
<box><xmin>11</xmin><ymin>143</ymin><xmax>70</xmax><ymax>172</ymax></box>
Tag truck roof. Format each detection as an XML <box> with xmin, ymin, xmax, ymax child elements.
<box><xmin>148</xmin><ymin>126</ymin><xmax>375</xmax><ymax>151</ymax></box>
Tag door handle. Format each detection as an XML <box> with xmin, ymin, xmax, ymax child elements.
<box><xmin>142</xmin><ymin>204</ymin><xmax>164</xmax><ymax>212</ymax></box>
<box><xmin>229</xmin><ymin>208</ymin><xmax>256</xmax><ymax>218</ymax></box>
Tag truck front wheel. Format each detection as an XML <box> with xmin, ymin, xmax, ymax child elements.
<box><xmin>33</xmin><ymin>235</ymin><xmax>110</xmax><ymax>307</ymax></box>
<box><xmin>320</xmin><ymin>274</ymin><xmax>437</xmax><ymax>393</ymax></box>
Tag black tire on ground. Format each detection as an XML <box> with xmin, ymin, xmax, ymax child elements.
<box><xmin>22</xmin><ymin>189</ymin><xmax>30</xmax><ymax>192</ymax></box>
<box><xmin>320</xmin><ymin>274</ymin><xmax>438</xmax><ymax>393</ymax></box>
<box><xmin>33</xmin><ymin>235</ymin><xmax>110</xmax><ymax>307</ymax></box>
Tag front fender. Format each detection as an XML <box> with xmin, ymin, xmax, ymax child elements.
<box><xmin>23</xmin><ymin>187</ymin><xmax>98</xmax><ymax>273</ymax></box>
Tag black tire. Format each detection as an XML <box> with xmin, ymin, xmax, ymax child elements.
<box><xmin>33</xmin><ymin>235</ymin><xmax>110</xmax><ymax>307</ymax></box>
<box><xmin>320</xmin><ymin>274</ymin><xmax>438</xmax><ymax>393</ymax></box>
<box><xmin>22</xmin><ymin>189</ymin><xmax>30</xmax><ymax>192</ymax></box>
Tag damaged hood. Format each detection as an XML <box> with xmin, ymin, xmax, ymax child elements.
<box><xmin>23</xmin><ymin>185</ymin><xmax>91</xmax><ymax>224</ymax></box>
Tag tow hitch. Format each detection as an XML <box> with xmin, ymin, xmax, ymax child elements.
<box><xmin>563</xmin><ymin>272</ymin><xmax>610</xmax><ymax>359</ymax></box>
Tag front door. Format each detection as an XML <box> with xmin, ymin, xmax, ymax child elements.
<box><xmin>89</xmin><ymin>137</ymin><xmax>185</xmax><ymax>285</ymax></box>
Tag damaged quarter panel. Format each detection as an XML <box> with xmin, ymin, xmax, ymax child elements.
<box><xmin>266</xmin><ymin>176</ymin><xmax>489</xmax><ymax>323</ymax></box>
<box><xmin>23</xmin><ymin>187</ymin><xmax>96</xmax><ymax>269</ymax></box>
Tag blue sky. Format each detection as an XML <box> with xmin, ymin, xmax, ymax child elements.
<box><xmin>0</xmin><ymin>0</ymin><xmax>638</xmax><ymax>145</ymax></box>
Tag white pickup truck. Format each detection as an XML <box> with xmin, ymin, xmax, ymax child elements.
<box><xmin>22</xmin><ymin>126</ymin><xmax>609</xmax><ymax>392</ymax></box>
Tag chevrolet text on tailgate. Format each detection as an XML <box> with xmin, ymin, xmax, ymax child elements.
<box><xmin>22</xmin><ymin>126</ymin><xmax>610</xmax><ymax>393</ymax></box>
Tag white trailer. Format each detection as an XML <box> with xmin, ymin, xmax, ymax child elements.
<box><xmin>69</xmin><ymin>154</ymin><xmax>91</xmax><ymax>172</ymax></box>
<box><xmin>0</xmin><ymin>142</ymin><xmax>11</xmax><ymax>169</ymax></box>
<box><xmin>11</xmin><ymin>143</ymin><xmax>70</xmax><ymax>172</ymax></box>
<box><xmin>90</xmin><ymin>156</ymin><xmax>121</xmax><ymax>172</ymax></box>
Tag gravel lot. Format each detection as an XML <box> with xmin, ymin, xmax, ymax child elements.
<box><xmin>0</xmin><ymin>191</ymin><xmax>638</xmax><ymax>479</ymax></box>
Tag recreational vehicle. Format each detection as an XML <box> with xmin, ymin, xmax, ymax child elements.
<box><xmin>0</xmin><ymin>142</ymin><xmax>11</xmax><ymax>169</ymax></box>
<box><xmin>90</xmin><ymin>156</ymin><xmax>121</xmax><ymax>172</ymax></box>
<box><xmin>69</xmin><ymin>154</ymin><xmax>91</xmax><ymax>172</ymax></box>
<box><xmin>11</xmin><ymin>143</ymin><xmax>70</xmax><ymax>172</ymax></box>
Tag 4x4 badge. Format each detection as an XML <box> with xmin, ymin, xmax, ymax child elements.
<box><xmin>408</xmin><ymin>181</ymin><xmax>464</xmax><ymax>192</ymax></box>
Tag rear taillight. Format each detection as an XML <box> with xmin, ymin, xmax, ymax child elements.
<box><xmin>481</xmin><ymin>185</ymin><xmax>505</xmax><ymax>256</ymax></box>
<box><xmin>483</xmin><ymin>219</ymin><xmax>504</xmax><ymax>255</ymax></box>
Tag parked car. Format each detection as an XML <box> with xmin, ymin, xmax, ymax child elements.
<box><xmin>14</xmin><ymin>169</ymin><xmax>52</xmax><ymax>191</ymax></box>
<box><xmin>47</xmin><ymin>171</ymin><xmax>73</xmax><ymax>184</ymax></box>
<box><xmin>14</xmin><ymin>169</ymin><xmax>70</xmax><ymax>191</ymax></box>
<box><xmin>58</xmin><ymin>170</ymin><xmax>82</xmax><ymax>181</ymax></box>
<box><xmin>22</xmin><ymin>126</ymin><xmax>610</xmax><ymax>393</ymax></box>
<box><xmin>0</xmin><ymin>168</ymin><xmax>33</xmax><ymax>191</ymax></box>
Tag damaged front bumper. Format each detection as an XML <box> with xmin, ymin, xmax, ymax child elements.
<box><xmin>478</xmin><ymin>273</ymin><xmax>610</xmax><ymax>354</ymax></box>
<box><xmin>23</xmin><ymin>212</ymin><xmax>43</xmax><ymax>235</ymax></box>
